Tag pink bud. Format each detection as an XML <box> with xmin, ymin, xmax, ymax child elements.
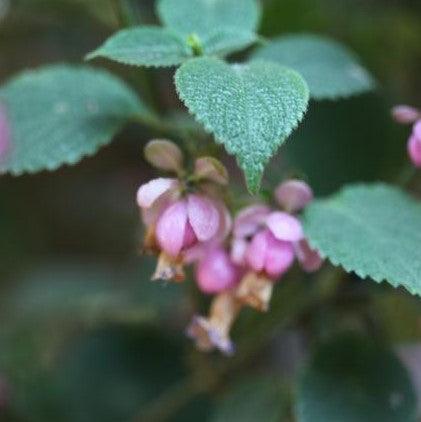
<box><xmin>0</xmin><ymin>105</ymin><xmax>10</xmax><ymax>159</ymax></box>
<box><xmin>266</xmin><ymin>211</ymin><xmax>304</xmax><ymax>242</ymax></box>
<box><xmin>275</xmin><ymin>179</ymin><xmax>313</xmax><ymax>213</ymax></box>
<box><xmin>233</xmin><ymin>204</ymin><xmax>271</xmax><ymax>238</ymax></box>
<box><xmin>156</xmin><ymin>200</ymin><xmax>197</xmax><ymax>257</ymax></box>
<box><xmin>246</xmin><ymin>230</ymin><xmax>295</xmax><ymax>279</ymax></box>
<box><xmin>392</xmin><ymin>105</ymin><xmax>420</xmax><ymax>124</ymax></box>
<box><xmin>144</xmin><ymin>139</ymin><xmax>183</xmax><ymax>173</ymax></box>
<box><xmin>407</xmin><ymin>135</ymin><xmax>421</xmax><ymax>168</ymax></box>
<box><xmin>295</xmin><ymin>239</ymin><xmax>323</xmax><ymax>273</ymax></box>
<box><xmin>196</xmin><ymin>247</ymin><xmax>241</xmax><ymax>294</ymax></box>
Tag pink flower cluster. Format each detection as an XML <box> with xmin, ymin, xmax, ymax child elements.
<box><xmin>392</xmin><ymin>105</ymin><xmax>421</xmax><ymax>167</ymax></box>
<box><xmin>137</xmin><ymin>140</ymin><xmax>323</xmax><ymax>355</ymax></box>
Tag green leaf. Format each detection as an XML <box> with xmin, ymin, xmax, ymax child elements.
<box><xmin>175</xmin><ymin>57</ymin><xmax>309</xmax><ymax>192</ymax></box>
<box><xmin>296</xmin><ymin>334</ymin><xmax>417</xmax><ymax>422</ymax></box>
<box><xmin>211</xmin><ymin>376</ymin><xmax>288</xmax><ymax>422</ymax></box>
<box><xmin>253</xmin><ymin>34</ymin><xmax>375</xmax><ymax>100</ymax></box>
<box><xmin>87</xmin><ymin>26</ymin><xmax>258</xmax><ymax>67</ymax></box>
<box><xmin>303</xmin><ymin>183</ymin><xmax>421</xmax><ymax>295</ymax></box>
<box><xmin>157</xmin><ymin>0</ymin><xmax>261</xmax><ymax>37</ymax></box>
<box><xmin>0</xmin><ymin>65</ymin><xmax>148</xmax><ymax>175</ymax></box>
<box><xmin>87</xmin><ymin>26</ymin><xmax>192</xmax><ymax>67</ymax></box>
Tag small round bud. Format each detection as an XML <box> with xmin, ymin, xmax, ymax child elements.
<box><xmin>391</xmin><ymin>105</ymin><xmax>420</xmax><ymax>124</ymax></box>
<box><xmin>144</xmin><ymin>139</ymin><xmax>183</xmax><ymax>173</ymax></box>
<box><xmin>275</xmin><ymin>179</ymin><xmax>313</xmax><ymax>213</ymax></box>
<box><xmin>194</xmin><ymin>156</ymin><xmax>228</xmax><ymax>185</ymax></box>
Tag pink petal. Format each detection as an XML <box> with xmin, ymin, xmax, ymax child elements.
<box><xmin>414</xmin><ymin>120</ymin><xmax>421</xmax><ymax>141</ymax></box>
<box><xmin>391</xmin><ymin>105</ymin><xmax>420</xmax><ymax>124</ymax></box>
<box><xmin>295</xmin><ymin>239</ymin><xmax>323</xmax><ymax>273</ymax></box>
<box><xmin>0</xmin><ymin>105</ymin><xmax>10</xmax><ymax>159</ymax></box>
<box><xmin>233</xmin><ymin>204</ymin><xmax>271</xmax><ymax>238</ymax></box>
<box><xmin>187</xmin><ymin>194</ymin><xmax>220</xmax><ymax>242</ymax></box>
<box><xmin>156</xmin><ymin>200</ymin><xmax>188</xmax><ymax>257</ymax></box>
<box><xmin>136</xmin><ymin>178</ymin><xmax>178</xmax><ymax>208</ymax></box>
<box><xmin>408</xmin><ymin>135</ymin><xmax>421</xmax><ymax>168</ymax></box>
<box><xmin>246</xmin><ymin>230</ymin><xmax>269</xmax><ymax>273</ymax></box>
<box><xmin>231</xmin><ymin>237</ymin><xmax>248</xmax><ymax>266</ymax></box>
<box><xmin>196</xmin><ymin>247</ymin><xmax>240</xmax><ymax>294</ymax></box>
<box><xmin>266</xmin><ymin>212</ymin><xmax>304</xmax><ymax>242</ymax></box>
<box><xmin>275</xmin><ymin>179</ymin><xmax>313</xmax><ymax>213</ymax></box>
<box><xmin>264</xmin><ymin>233</ymin><xmax>295</xmax><ymax>279</ymax></box>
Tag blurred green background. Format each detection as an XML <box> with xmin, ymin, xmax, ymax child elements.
<box><xmin>0</xmin><ymin>0</ymin><xmax>421</xmax><ymax>421</ymax></box>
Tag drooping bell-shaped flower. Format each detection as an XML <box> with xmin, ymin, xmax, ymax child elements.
<box><xmin>275</xmin><ymin>180</ymin><xmax>313</xmax><ymax>213</ymax></box>
<box><xmin>186</xmin><ymin>292</ymin><xmax>241</xmax><ymax>355</ymax></box>
<box><xmin>392</xmin><ymin>105</ymin><xmax>420</xmax><ymax>124</ymax></box>
<box><xmin>196</xmin><ymin>247</ymin><xmax>241</xmax><ymax>294</ymax></box>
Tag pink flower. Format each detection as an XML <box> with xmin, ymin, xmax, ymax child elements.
<box><xmin>246</xmin><ymin>230</ymin><xmax>295</xmax><ymax>279</ymax></box>
<box><xmin>408</xmin><ymin>134</ymin><xmax>421</xmax><ymax>168</ymax></box>
<box><xmin>196</xmin><ymin>247</ymin><xmax>241</xmax><ymax>294</ymax></box>
<box><xmin>392</xmin><ymin>105</ymin><xmax>420</xmax><ymax>124</ymax></box>
<box><xmin>275</xmin><ymin>179</ymin><xmax>313</xmax><ymax>213</ymax></box>
<box><xmin>0</xmin><ymin>105</ymin><xmax>10</xmax><ymax>159</ymax></box>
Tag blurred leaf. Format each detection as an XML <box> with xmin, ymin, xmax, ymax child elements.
<box><xmin>253</xmin><ymin>34</ymin><xmax>375</xmax><ymax>99</ymax></box>
<box><xmin>296</xmin><ymin>334</ymin><xmax>417</xmax><ymax>422</ymax></box>
<box><xmin>56</xmin><ymin>326</ymin><xmax>187</xmax><ymax>422</ymax></box>
<box><xmin>4</xmin><ymin>258</ymin><xmax>186</xmax><ymax>326</ymax></box>
<box><xmin>211</xmin><ymin>376</ymin><xmax>288</xmax><ymax>422</ymax></box>
<box><xmin>175</xmin><ymin>57</ymin><xmax>309</xmax><ymax>193</ymax></box>
<box><xmin>0</xmin><ymin>65</ymin><xmax>149</xmax><ymax>175</ymax></box>
<box><xmin>157</xmin><ymin>0</ymin><xmax>261</xmax><ymax>37</ymax></box>
<box><xmin>266</xmin><ymin>95</ymin><xmax>404</xmax><ymax>196</ymax></box>
<box><xmin>87</xmin><ymin>26</ymin><xmax>192</xmax><ymax>67</ymax></box>
<box><xmin>87</xmin><ymin>26</ymin><xmax>257</xmax><ymax>68</ymax></box>
<box><xmin>303</xmin><ymin>183</ymin><xmax>421</xmax><ymax>296</ymax></box>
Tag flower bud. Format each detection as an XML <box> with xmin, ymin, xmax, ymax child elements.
<box><xmin>144</xmin><ymin>139</ymin><xmax>183</xmax><ymax>173</ymax></box>
<box><xmin>407</xmin><ymin>135</ymin><xmax>421</xmax><ymax>168</ymax></box>
<box><xmin>196</xmin><ymin>247</ymin><xmax>241</xmax><ymax>294</ymax></box>
<box><xmin>295</xmin><ymin>239</ymin><xmax>323</xmax><ymax>273</ymax></box>
<box><xmin>391</xmin><ymin>105</ymin><xmax>420</xmax><ymax>124</ymax></box>
<box><xmin>186</xmin><ymin>292</ymin><xmax>241</xmax><ymax>355</ymax></box>
<box><xmin>275</xmin><ymin>179</ymin><xmax>313</xmax><ymax>213</ymax></box>
<box><xmin>266</xmin><ymin>211</ymin><xmax>304</xmax><ymax>242</ymax></box>
<box><xmin>194</xmin><ymin>156</ymin><xmax>229</xmax><ymax>185</ymax></box>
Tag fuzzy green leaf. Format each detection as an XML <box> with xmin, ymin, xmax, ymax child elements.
<box><xmin>157</xmin><ymin>0</ymin><xmax>261</xmax><ymax>38</ymax></box>
<box><xmin>87</xmin><ymin>26</ymin><xmax>191</xmax><ymax>67</ymax></box>
<box><xmin>303</xmin><ymin>183</ymin><xmax>421</xmax><ymax>295</ymax></box>
<box><xmin>87</xmin><ymin>26</ymin><xmax>257</xmax><ymax>67</ymax></box>
<box><xmin>0</xmin><ymin>65</ymin><xmax>147</xmax><ymax>175</ymax></box>
<box><xmin>296</xmin><ymin>334</ymin><xmax>417</xmax><ymax>422</ymax></box>
<box><xmin>175</xmin><ymin>57</ymin><xmax>309</xmax><ymax>192</ymax></box>
<box><xmin>253</xmin><ymin>34</ymin><xmax>375</xmax><ymax>100</ymax></box>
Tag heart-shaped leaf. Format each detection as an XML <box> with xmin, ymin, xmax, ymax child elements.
<box><xmin>303</xmin><ymin>183</ymin><xmax>421</xmax><ymax>295</ymax></box>
<box><xmin>0</xmin><ymin>65</ymin><xmax>148</xmax><ymax>175</ymax></box>
<box><xmin>157</xmin><ymin>0</ymin><xmax>261</xmax><ymax>38</ymax></box>
<box><xmin>253</xmin><ymin>34</ymin><xmax>375</xmax><ymax>100</ymax></box>
<box><xmin>175</xmin><ymin>57</ymin><xmax>309</xmax><ymax>192</ymax></box>
<box><xmin>297</xmin><ymin>334</ymin><xmax>417</xmax><ymax>422</ymax></box>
